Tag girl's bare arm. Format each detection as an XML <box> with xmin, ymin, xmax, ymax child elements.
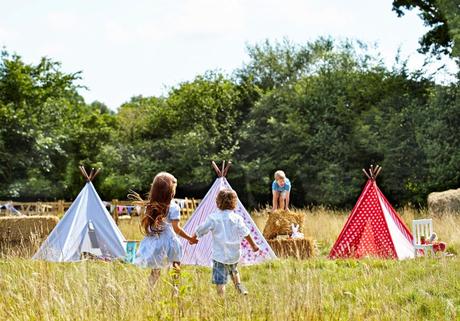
<box><xmin>171</xmin><ymin>220</ymin><xmax>197</xmax><ymax>243</ymax></box>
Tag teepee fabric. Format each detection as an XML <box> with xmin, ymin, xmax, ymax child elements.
<box><xmin>33</xmin><ymin>182</ymin><xmax>126</xmax><ymax>262</ymax></box>
<box><xmin>329</xmin><ymin>179</ymin><xmax>414</xmax><ymax>260</ymax></box>
<box><xmin>181</xmin><ymin>177</ymin><xmax>276</xmax><ymax>266</ymax></box>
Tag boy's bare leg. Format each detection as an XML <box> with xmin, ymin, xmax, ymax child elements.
<box><xmin>230</xmin><ymin>270</ymin><xmax>241</xmax><ymax>286</ymax></box>
<box><xmin>149</xmin><ymin>269</ymin><xmax>161</xmax><ymax>288</ymax></box>
<box><xmin>231</xmin><ymin>270</ymin><xmax>248</xmax><ymax>295</ymax></box>
<box><xmin>216</xmin><ymin>285</ymin><xmax>225</xmax><ymax>296</ymax></box>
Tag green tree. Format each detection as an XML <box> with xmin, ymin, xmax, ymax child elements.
<box><xmin>0</xmin><ymin>51</ymin><xmax>115</xmax><ymax>199</ymax></box>
<box><xmin>236</xmin><ymin>39</ymin><xmax>434</xmax><ymax>207</ymax></box>
<box><xmin>392</xmin><ymin>0</ymin><xmax>460</xmax><ymax>58</ymax></box>
<box><xmin>415</xmin><ymin>83</ymin><xmax>460</xmax><ymax>194</ymax></box>
<box><xmin>99</xmin><ymin>72</ymin><xmax>243</xmax><ymax>198</ymax></box>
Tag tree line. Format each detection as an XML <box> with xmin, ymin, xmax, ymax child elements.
<box><xmin>1</xmin><ymin>36</ymin><xmax>459</xmax><ymax>209</ymax></box>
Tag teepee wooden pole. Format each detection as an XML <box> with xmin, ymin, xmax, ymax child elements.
<box><xmin>221</xmin><ymin>161</ymin><xmax>226</xmax><ymax>177</ymax></box>
<box><xmin>223</xmin><ymin>161</ymin><xmax>232</xmax><ymax>177</ymax></box>
<box><xmin>374</xmin><ymin>166</ymin><xmax>382</xmax><ymax>178</ymax></box>
<box><xmin>88</xmin><ymin>168</ymin><xmax>95</xmax><ymax>181</ymax></box>
<box><xmin>211</xmin><ymin>161</ymin><xmax>222</xmax><ymax>177</ymax></box>
<box><xmin>362</xmin><ymin>168</ymin><xmax>371</xmax><ymax>180</ymax></box>
<box><xmin>92</xmin><ymin>168</ymin><xmax>102</xmax><ymax>180</ymax></box>
<box><xmin>79</xmin><ymin>166</ymin><xmax>90</xmax><ymax>181</ymax></box>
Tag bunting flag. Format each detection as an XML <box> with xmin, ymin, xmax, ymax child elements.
<box><xmin>117</xmin><ymin>205</ymin><xmax>124</xmax><ymax>215</ymax></box>
<box><xmin>126</xmin><ymin>206</ymin><xmax>133</xmax><ymax>215</ymax></box>
<box><xmin>135</xmin><ymin>205</ymin><xmax>142</xmax><ymax>215</ymax></box>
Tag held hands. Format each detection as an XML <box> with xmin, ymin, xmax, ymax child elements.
<box><xmin>188</xmin><ymin>234</ymin><xmax>199</xmax><ymax>245</ymax></box>
<box><xmin>252</xmin><ymin>245</ymin><xmax>260</xmax><ymax>252</ymax></box>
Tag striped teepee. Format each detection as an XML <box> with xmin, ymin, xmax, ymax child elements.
<box><xmin>181</xmin><ymin>161</ymin><xmax>276</xmax><ymax>266</ymax></box>
<box><xmin>329</xmin><ymin>165</ymin><xmax>414</xmax><ymax>260</ymax></box>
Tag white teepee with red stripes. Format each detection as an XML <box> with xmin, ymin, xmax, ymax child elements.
<box><xmin>181</xmin><ymin>161</ymin><xmax>276</xmax><ymax>266</ymax></box>
<box><xmin>329</xmin><ymin>165</ymin><xmax>415</xmax><ymax>260</ymax></box>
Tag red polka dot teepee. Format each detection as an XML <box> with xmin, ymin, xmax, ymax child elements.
<box><xmin>329</xmin><ymin>165</ymin><xmax>415</xmax><ymax>260</ymax></box>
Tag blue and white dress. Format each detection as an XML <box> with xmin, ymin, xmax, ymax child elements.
<box><xmin>134</xmin><ymin>202</ymin><xmax>182</xmax><ymax>268</ymax></box>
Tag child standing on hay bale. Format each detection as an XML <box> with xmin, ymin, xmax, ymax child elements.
<box><xmin>272</xmin><ymin>170</ymin><xmax>291</xmax><ymax>211</ymax></box>
<box><xmin>132</xmin><ymin>172</ymin><xmax>198</xmax><ymax>296</ymax></box>
<box><xmin>191</xmin><ymin>188</ymin><xmax>259</xmax><ymax>296</ymax></box>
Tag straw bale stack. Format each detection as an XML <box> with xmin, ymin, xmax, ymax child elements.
<box><xmin>263</xmin><ymin>210</ymin><xmax>305</xmax><ymax>240</ymax></box>
<box><xmin>267</xmin><ymin>238</ymin><xmax>315</xmax><ymax>259</ymax></box>
<box><xmin>428</xmin><ymin>188</ymin><xmax>460</xmax><ymax>214</ymax></box>
<box><xmin>0</xmin><ymin>215</ymin><xmax>59</xmax><ymax>242</ymax></box>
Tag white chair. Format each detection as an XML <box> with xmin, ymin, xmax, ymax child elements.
<box><xmin>412</xmin><ymin>219</ymin><xmax>434</xmax><ymax>257</ymax></box>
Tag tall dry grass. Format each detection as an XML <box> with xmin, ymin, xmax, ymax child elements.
<box><xmin>1</xmin><ymin>208</ymin><xmax>459</xmax><ymax>320</ymax></box>
<box><xmin>1</xmin><ymin>255</ymin><xmax>458</xmax><ymax>320</ymax></box>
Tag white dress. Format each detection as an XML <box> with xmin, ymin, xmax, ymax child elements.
<box><xmin>134</xmin><ymin>202</ymin><xmax>182</xmax><ymax>268</ymax></box>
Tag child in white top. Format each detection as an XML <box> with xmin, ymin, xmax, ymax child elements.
<box><xmin>191</xmin><ymin>188</ymin><xmax>259</xmax><ymax>296</ymax></box>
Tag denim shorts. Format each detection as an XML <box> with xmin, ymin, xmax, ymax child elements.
<box><xmin>212</xmin><ymin>260</ymin><xmax>239</xmax><ymax>285</ymax></box>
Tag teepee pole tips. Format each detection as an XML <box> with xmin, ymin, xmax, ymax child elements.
<box><xmin>79</xmin><ymin>166</ymin><xmax>101</xmax><ymax>182</ymax></box>
<box><xmin>363</xmin><ymin>164</ymin><xmax>382</xmax><ymax>181</ymax></box>
<box><xmin>212</xmin><ymin>160</ymin><xmax>232</xmax><ymax>177</ymax></box>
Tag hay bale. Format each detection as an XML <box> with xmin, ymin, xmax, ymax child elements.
<box><xmin>0</xmin><ymin>215</ymin><xmax>59</xmax><ymax>242</ymax></box>
<box><xmin>428</xmin><ymin>188</ymin><xmax>460</xmax><ymax>215</ymax></box>
<box><xmin>263</xmin><ymin>210</ymin><xmax>305</xmax><ymax>240</ymax></box>
<box><xmin>268</xmin><ymin>238</ymin><xmax>314</xmax><ymax>259</ymax></box>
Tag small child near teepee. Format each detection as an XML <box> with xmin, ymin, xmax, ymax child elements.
<box><xmin>132</xmin><ymin>172</ymin><xmax>198</xmax><ymax>296</ymax></box>
<box><xmin>272</xmin><ymin>170</ymin><xmax>291</xmax><ymax>211</ymax></box>
<box><xmin>190</xmin><ymin>188</ymin><xmax>259</xmax><ymax>296</ymax></box>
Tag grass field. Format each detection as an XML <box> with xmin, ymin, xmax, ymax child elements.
<box><xmin>1</xmin><ymin>208</ymin><xmax>459</xmax><ymax>320</ymax></box>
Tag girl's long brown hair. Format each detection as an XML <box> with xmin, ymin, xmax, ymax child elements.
<box><xmin>129</xmin><ymin>172</ymin><xmax>177</xmax><ymax>235</ymax></box>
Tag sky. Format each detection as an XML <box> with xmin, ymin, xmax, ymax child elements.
<box><xmin>0</xmin><ymin>0</ymin><xmax>458</xmax><ymax>110</ymax></box>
